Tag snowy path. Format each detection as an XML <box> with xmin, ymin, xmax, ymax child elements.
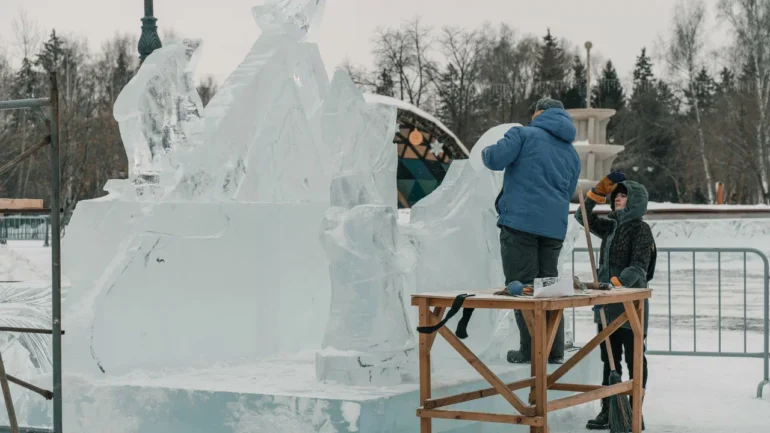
<box><xmin>555</xmin><ymin>356</ymin><xmax>770</xmax><ymax>433</ymax></box>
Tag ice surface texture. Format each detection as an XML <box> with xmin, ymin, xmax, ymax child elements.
<box><xmin>114</xmin><ymin>39</ymin><xmax>204</xmax><ymax>189</ymax></box>
<box><xmin>252</xmin><ymin>0</ymin><xmax>327</xmax><ymax>42</ymax></box>
<box><xmin>315</xmin><ymin>70</ymin><xmax>416</xmax><ymax>385</ymax></box>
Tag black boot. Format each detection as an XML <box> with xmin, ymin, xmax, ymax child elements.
<box><xmin>506</xmin><ymin>350</ymin><xmax>530</xmax><ymax>364</ymax></box>
<box><xmin>585</xmin><ymin>397</ymin><xmax>609</xmax><ymax>430</ymax></box>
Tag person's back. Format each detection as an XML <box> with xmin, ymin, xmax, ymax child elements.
<box><xmin>481</xmin><ymin>98</ymin><xmax>581</xmax><ymax>365</ymax></box>
<box><xmin>483</xmin><ymin>104</ymin><xmax>581</xmax><ymax>241</ymax></box>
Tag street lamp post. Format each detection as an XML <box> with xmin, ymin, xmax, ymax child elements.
<box><xmin>138</xmin><ymin>0</ymin><xmax>162</xmax><ymax>64</ymax></box>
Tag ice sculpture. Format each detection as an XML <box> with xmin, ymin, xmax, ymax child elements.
<box><xmin>113</xmin><ymin>38</ymin><xmax>204</xmax><ymax>194</ymax></box>
<box><xmin>169</xmin><ymin>3</ymin><xmax>330</xmax><ymax>202</ymax></box>
<box><xmin>61</xmin><ymin>1</ymin><xmax>336</xmax><ymax>376</ymax></box>
<box><xmin>315</xmin><ymin>71</ymin><xmax>416</xmax><ymax>385</ymax></box>
<box><xmin>252</xmin><ymin>0</ymin><xmax>327</xmax><ymax>41</ymax></box>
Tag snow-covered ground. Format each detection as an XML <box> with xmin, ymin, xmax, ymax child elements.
<box><xmin>1</xmin><ymin>237</ymin><xmax>769</xmax><ymax>432</ymax></box>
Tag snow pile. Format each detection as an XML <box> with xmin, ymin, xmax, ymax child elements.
<box><xmin>0</xmin><ymin>243</ymin><xmax>49</xmax><ymax>282</ymax></box>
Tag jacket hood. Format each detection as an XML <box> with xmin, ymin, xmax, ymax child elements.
<box><xmin>610</xmin><ymin>180</ymin><xmax>648</xmax><ymax>222</ymax></box>
<box><xmin>529</xmin><ymin>108</ymin><xmax>577</xmax><ymax>143</ymax></box>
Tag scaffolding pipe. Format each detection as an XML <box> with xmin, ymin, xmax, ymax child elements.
<box><xmin>0</xmin><ymin>99</ymin><xmax>49</xmax><ymax>111</ymax></box>
<box><xmin>48</xmin><ymin>73</ymin><xmax>63</xmax><ymax>433</ymax></box>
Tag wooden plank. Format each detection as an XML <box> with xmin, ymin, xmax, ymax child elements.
<box><xmin>547</xmin><ymin>381</ymin><xmax>633</xmax><ymax>412</ymax></box>
<box><xmin>548</xmin><ymin>312</ymin><xmax>628</xmax><ymax>386</ymax></box>
<box><xmin>410</xmin><ymin>289</ymin><xmax>651</xmax><ymax>310</ymax></box>
<box><xmin>0</xmin><ymin>349</ymin><xmax>18</xmax><ymax>433</ymax></box>
<box><xmin>0</xmin><ymin>198</ymin><xmax>44</xmax><ymax>210</ymax></box>
<box><xmin>632</xmin><ymin>300</ymin><xmax>645</xmax><ymax>433</ymax></box>
<box><xmin>532</xmin><ymin>307</ymin><xmax>548</xmax><ymax>433</ymax></box>
<box><xmin>418</xmin><ymin>299</ymin><xmax>432</xmax><ymax>433</ymax></box>
<box><xmin>424</xmin><ymin>377</ymin><xmax>539</xmax><ymax>409</ymax></box>
<box><xmin>624</xmin><ymin>301</ymin><xmax>643</xmax><ymax>337</ymax></box>
<box><xmin>549</xmin><ymin>382</ymin><xmax>644</xmax><ymax>397</ymax></box>
<box><xmin>425</xmin><ymin>307</ymin><xmax>446</xmax><ymax>351</ymax></box>
<box><xmin>417</xmin><ymin>409</ymin><xmax>544</xmax><ymax>427</ymax></box>
<box><xmin>521</xmin><ymin>310</ymin><xmax>535</xmax><ymax>336</ymax></box>
<box><xmin>549</xmin><ymin>383</ymin><xmax>602</xmax><ymax>393</ymax></box>
<box><xmin>546</xmin><ymin>310</ymin><xmax>563</xmax><ymax>356</ymax></box>
<box><xmin>437</xmin><ymin>327</ymin><xmax>534</xmax><ymax>416</ymax></box>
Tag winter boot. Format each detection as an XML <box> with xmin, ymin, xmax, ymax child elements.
<box><xmin>506</xmin><ymin>350</ymin><xmax>530</xmax><ymax>364</ymax></box>
<box><xmin>548</xmin><ymin>356</ymin><xmax>564</xmax><ymax>364</ymax></box>
<box><xmin>585</xmin><ymin>397</ymin><xmax>609</xmax><ymax>430</ymax></box>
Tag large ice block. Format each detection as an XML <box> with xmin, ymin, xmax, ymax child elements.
<box><xmin>113</xmin><ymin>38</ymin><xmax>204</xmax><ymax>190</ymax></box>
<box><xmin>315</xmin><ymin>69</ymin><xmax>413</xmax><ymax>385</ymax></box>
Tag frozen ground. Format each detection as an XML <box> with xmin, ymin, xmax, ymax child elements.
<box><xmin>1</xmin><ymin>235</ymin><xmax>769</xmax><ymax>432</ymax></box>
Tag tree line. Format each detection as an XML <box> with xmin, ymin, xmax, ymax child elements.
<box><xmin>0</xmin><ymin>0</ymin><xmax>768</xmax><ymax>221</ymax></box>
<box><xmin>344</xmin><ymin>0</ymin><xmax>770</xmax><ymax>205</ymax></box>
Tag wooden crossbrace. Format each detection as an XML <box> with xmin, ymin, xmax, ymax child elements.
<box><xmin>0</xmin><ymin>349</ymin><xmax>18</xmax><ymax>433</ymax></box>
<box><xmin>437</xmin><ymin>326</ymin><xmax>534</xmax><ymax>416</ymax></box>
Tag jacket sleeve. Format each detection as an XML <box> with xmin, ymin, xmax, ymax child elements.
<box><xmin>481</xmin><ymin>127</ymin><xmax>524</xmax><ymax>171</ymax></box>
<box><xmin>574</xmin><ymin>193</ymin><xmax>614</xmax><ymax>239</ymax></box>
<box><xmin>617</xmin><ymin>223</ymin><xmax>655</xmax><ymax>287</ymax></box>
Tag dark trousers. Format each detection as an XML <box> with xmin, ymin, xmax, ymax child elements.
<box><xmin>500</xmin><ymin>226</ymin><xmax>565</xmax><ymax>359</ymax></box>
<box><xmin>598</xmin><ymin>324</ymin><xmax>648</xmax><ymax>389</ymax></box>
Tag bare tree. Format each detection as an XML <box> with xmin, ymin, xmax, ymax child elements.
<box><xmin>718</xmin><ymin>0</ymin><xmax>770</xmax><ymax>203</ymax></box>
<box><xmin>665</xmin><ymin>0</ymin><xmax>715</xmax><ymax>203</ymax></box>
<box><xmin>371</xmin><ymin>17</ymin><xmax>433</xmax><ymax>107</ymax></box>
<box><xmin>428</xmin><ymin>26</ymin><xmax>486</xmax><ymax>147</ymax></box>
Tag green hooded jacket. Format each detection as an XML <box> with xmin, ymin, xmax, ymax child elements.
<box><xmin>574</xmin><ymin>180</ymin><xmax>655</xmax><ymax>333</ymax></box>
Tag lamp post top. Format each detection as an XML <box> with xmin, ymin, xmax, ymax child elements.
<box><xmin>139</xmin><ymin>0</ymin><xmax>162</xmax><ymax>64</ymax></box>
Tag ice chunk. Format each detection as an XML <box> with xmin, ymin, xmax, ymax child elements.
<box><xmin>171</xmin><ymin>35</ymin><xmax>330</xmax><ymax>202</ymax></box>
<box><xmin>317</xmin><ymin>204</ymin><xmax>417</xmax><ymax>385</ymax></box>
<box><xmin>403</xmin><ymin>160</ymin><xmax>505</xmax><ymax>361</ymax></box>
<box><xmin>114</xmin><ymin>39</ymin><xmax>204</xmax><ymax>189</ymax></box>
<box><xmin>252</xmin><ymin>0</ymin><xmax>327</xmax><ymax>42</ymax></box>
<box><xmin>315</xmin><ymin>70</ymin><xmax>411</xmax><ymax>385</ymax></box>
<box><xmin>321</xmin><ymin>70</ymin><xmax>397</xmax><ymax>207</ymax></box>
<box><xmin>468</xmin><ymin>122</ymin><xmax>522</xmax><ymax>174</ymax></box>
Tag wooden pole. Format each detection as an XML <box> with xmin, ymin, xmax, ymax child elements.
<box><xmin>576</xmin><ymin>186</ymin><xmax>599</xmax><ymax>283</ymax></box>
<box><xmin>0</xmin><ymin>350</ymin><xmax>18</xmax><ymax>433</ymax></box>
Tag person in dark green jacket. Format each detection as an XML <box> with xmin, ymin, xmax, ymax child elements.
<box><xmin>575</xmin><ymin>172</ymin><xmax>656</xmax><ymax>430</ymax></box>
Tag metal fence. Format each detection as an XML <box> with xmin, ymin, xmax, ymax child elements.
<box><xmin>571</xmin><ymin>247</ymin><xmax>770</xmax><ymax>398</ymax></box>
<box><xmin>0</xmin><ymin>216</ymin><xmax>50</xmax><ymax>243</ymax></box>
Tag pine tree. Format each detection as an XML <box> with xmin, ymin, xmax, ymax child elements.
<box><xmin>632</xmin><ymin>48</ymin><xmax>654</xmax><ymax>94</ymax></box>
<box><xmin>684</xmin><ymin>67</ymin><xmax>716</xmax><ymax>116</ymax></box>
<box><xmin>36</xmin><ymin>30</ymin><xmax>66</xmax><ymax>75</ymax></box>
<box><xmin>561</xmin><ymin>55</ymin><xmax>588</xmax><ymax>109</ymax></box>
<box><xmin>717</xmin><ymin>67</ymin><xmax>734</xmax><ymax>95</ymax></box>
<box><xmin>592</xmin><ymin>60</ymin><xmax>625</xmax><ymax>110</ymax></box>
<box><xmin>533</xmin><ymin>29</ymin><xmax>566</xmax><ymax>100</ymax></box>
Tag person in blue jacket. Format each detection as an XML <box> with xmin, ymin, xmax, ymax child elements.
<box><xmin>482</xmin><ymin>98</ymin><xmax>581</xmax><ymax>364</ymax></box>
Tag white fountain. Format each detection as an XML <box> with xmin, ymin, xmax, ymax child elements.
<box><xmin>569</xmin><ymin>41</ymin><xmax>624</xmax><ymax>198</ymax></box>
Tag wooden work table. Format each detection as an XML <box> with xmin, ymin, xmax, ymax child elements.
<box><xmin>412</xmin><ymin>287</ymin><xmax>651</xmax><ymax>433</ymax></box>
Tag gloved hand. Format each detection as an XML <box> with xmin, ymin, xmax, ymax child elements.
<box><xmin>587</xmin><ymin>171</ymin><xmax>625</xmax><ymax>203</ymax></box>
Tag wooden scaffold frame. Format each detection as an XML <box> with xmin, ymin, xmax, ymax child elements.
<box><xmin>0</xmin><ymin>73</ymin><xmax>64</xmax><ymax>433</ymax></box>
<box><xmin>413</xmin><ymin>288</ymin><xmax>650</xmax><ymax>433</ymax></box>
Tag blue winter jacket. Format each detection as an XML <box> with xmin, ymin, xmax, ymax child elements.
<box><xmin>481</xmin><ymin>108</ymin><xmax>581</xmax><ymax>241</ymax></box>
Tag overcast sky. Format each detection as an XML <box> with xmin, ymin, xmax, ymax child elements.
<box><xmin>0</xmin><ymin>0</ymin><xmax>729</xmax><ymax>87</ymax></box>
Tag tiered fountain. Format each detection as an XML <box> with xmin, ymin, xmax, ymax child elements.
<box><xmin>569</xmin><ymin>41</ymin><xmax>625</xmax><ymax>200</ymax></box>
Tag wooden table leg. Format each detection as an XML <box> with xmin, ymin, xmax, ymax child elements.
<box><xmin>632</xmin><ymin>300</ymin><xmax>645</xmax><ymax>433</ymax></box>
<box><xmin>532</xmin><ymin>306</ymin><xmax>548</xmax><ymax>433</ymax></box>
<box><xmin>418</xmin><ymin>299</ymin><xmax>432</xmax><ymax>433</ymax></box>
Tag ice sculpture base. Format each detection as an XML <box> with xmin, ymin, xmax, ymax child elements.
<box><xmin>7</xmin><ymin>349</ymin><xmax>600</xmax><ymax>433</ymax></box>
<box><xmin>315</xmin><ymin>347</ymin><xmax>417</xmax><ymax>386</ymax></box>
